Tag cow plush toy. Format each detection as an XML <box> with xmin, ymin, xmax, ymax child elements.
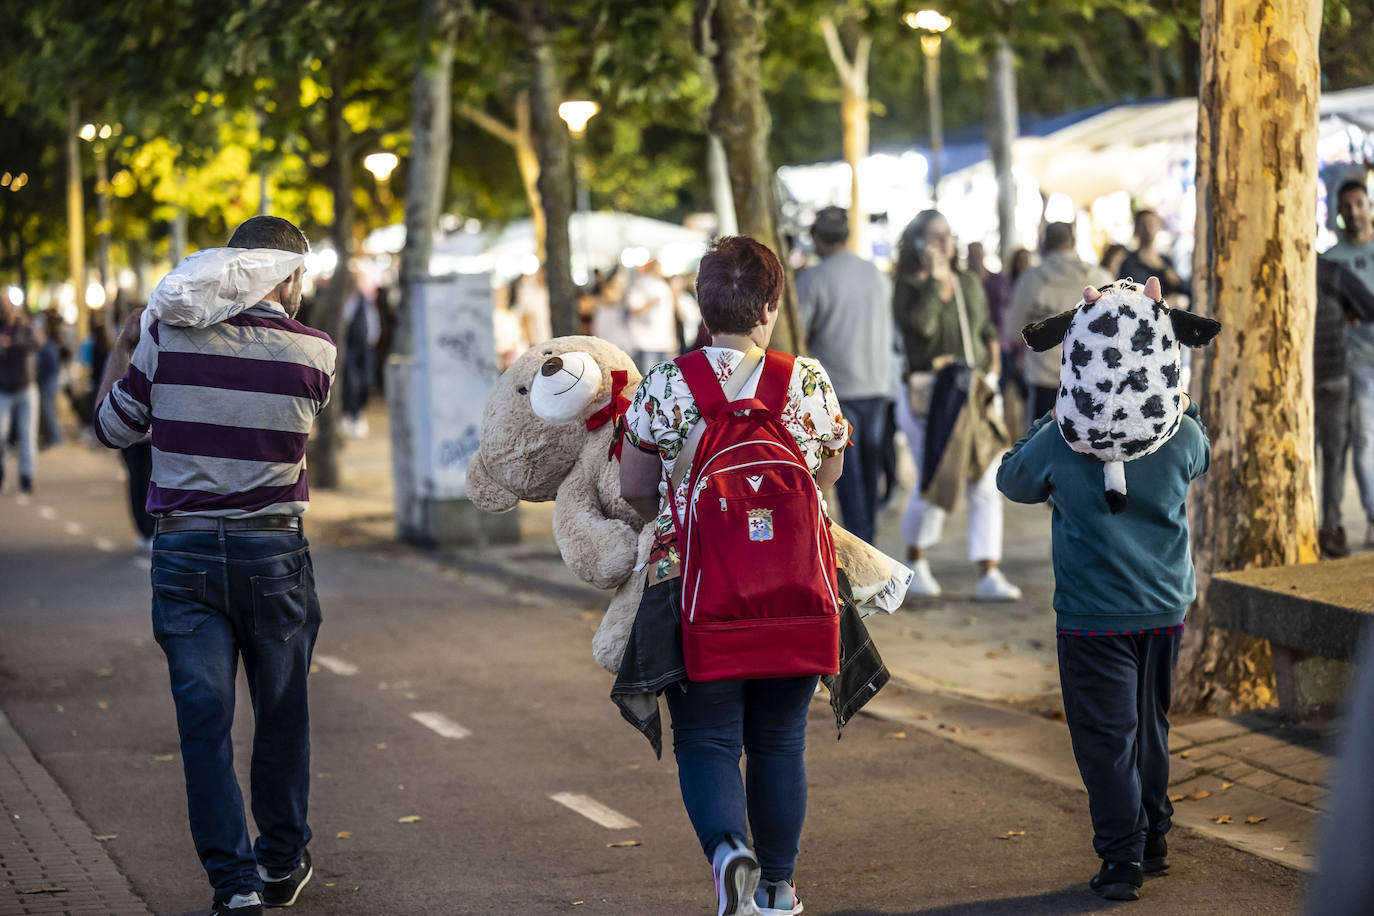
<box><xmin>1021</xmin><ymin>276</ymin><xmax>1221</xmax><ymax>513</ymax></box>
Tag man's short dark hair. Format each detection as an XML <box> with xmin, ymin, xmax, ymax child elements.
<box><xmin>1338</xmin><ymin>179</ymin><xmax>1369</xmax><ymax>203</ymax></box>
<box><xmin>696</xmin><ymin>236</ymin><xmax>784</xmax><ymax>335</ymax></box>
<box><xmin>810</xmin><ymin>206</ymin><xmax>850</xmax><ymax>246</ymax></box>
<box><xmin>227</xmin><ymin>216</ymin><xmax>309</xmax><ymax>255</ymax></box>
<box><xmin>1043</xmin><ymin>221</ymin><xmax>1075</xmax><ymax>252</ymax></box>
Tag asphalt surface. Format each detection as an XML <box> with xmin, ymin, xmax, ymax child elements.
<box><xmin>0</xmin><ymin>444</ymin><xmax>1304</xmax><ymax>914</ymax></box>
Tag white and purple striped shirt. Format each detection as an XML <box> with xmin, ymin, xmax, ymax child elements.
<box><xmin>95</xmin><ymin>301</ymin><xmax>337</xmax><ymax>518</ymax></box>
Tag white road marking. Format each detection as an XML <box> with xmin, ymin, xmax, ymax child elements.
<box><xmin>64</xmin><ymin>521</ymin><xmax>85</xmax><ymax>536</ymax></box>
<box><xmin>36</xmin><ymin>505</ymin><xmax>56</xmax><ymax>520</ymax></box>
<box><xmin>94</xmin><ymin>538</ymin><xmax>116</xmax><ymax>552</ymax></box>
<box><xmin>409</xmin><ymin>711</ymin><xmax>471</xmax><ymax>740</ymax></box>
<box><xmin>314</xmin><ymin>655</ymin><xmax>359</xmax><ymax>676</ymax></box>
<box><xmin>548</xmin><ymin>793</ymin><xmax>641</xmax><ymax>830</ymax></box>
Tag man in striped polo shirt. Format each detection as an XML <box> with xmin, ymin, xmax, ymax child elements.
<box><xmin>94</xmin><ymin>216</ymin><xmax>335</xmax><ymax>916</ymax></box>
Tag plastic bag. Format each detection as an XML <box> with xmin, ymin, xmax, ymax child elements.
<box><xmin>145</xmin><ymin>248</ymin><xmax>305</xmax><ymax>329</ymax></box>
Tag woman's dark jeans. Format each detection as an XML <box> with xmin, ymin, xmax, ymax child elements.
<box><xmin>150</xmin><ymin>527</ymin><xmax>321</xmax><ymax>902</ymax></box>
<box><xmin>665</xmin><ymin>675</ymin><xmax>818</xmax><ymax>883</ymax></box>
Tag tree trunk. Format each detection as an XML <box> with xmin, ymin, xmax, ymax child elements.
<box><xmin>398</xmin><ymin>0</ymin><xmax>458</xmax><ymax>358</ymax></box>
<box><xmin>700</xmin><ymin>0</ymin><xmax>800</xmax><ymax>353</ymax></box>
<box><xmin>819</xmin><ymin>15</ymin><xmax>870</xmax><ymax>254</ymax></box>
<box><xmin>1178</xmin><ymin>0</ymin><xmax>1322</xmax><ymax>713</ymax></box>
<box><xmin>309</xmin><ymin>59</ymin><xmax>357</xmax><ymax>490</ymax></box>
<box><xmin>987</xmin><ymin>35</ymin><xmax>1019</xmax><ymax>271</ymax></box>
<box><xmin>513</xmin><ymin>92</ymin><xmax>546</xmax><ymax>261</ymax></box>
<box><xmin>524</xmin><ymin>2</ymin><xmax>576</xmax><ymax>337</ymax></box>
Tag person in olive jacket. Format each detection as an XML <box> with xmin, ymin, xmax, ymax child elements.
<box><xmin>891</xmin><ymin>209</ymin><xmax>1021</xmax><ymax>602</ymax></box>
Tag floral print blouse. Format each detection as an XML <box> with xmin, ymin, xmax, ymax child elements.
<box><xmin>622</xmin><ymin>347</ymin><xmax>849</xmax><ymax>585</ymax></box>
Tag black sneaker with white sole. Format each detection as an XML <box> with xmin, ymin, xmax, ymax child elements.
<box><xmin>211</xmin><ymin>895</ymin><xmax>262</xmax><ymax>915</ymax></box>
<box><xmin>1090</xmin><ymin>860</ymin><xmax>1144</xmax><ymax>901</ymax></box>
<box><xmin>261</xmin><ymin>849</ymin><xmax>312</xmax><ymax>908</ymax></box>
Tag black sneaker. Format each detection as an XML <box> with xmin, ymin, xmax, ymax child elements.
<box><xmin>1090</xmin><ymin>860</ymin><xmax>1143</xmax><ymax>901</ymax></box>
<box><xmin>1144</xmin><ymin>832</ymin><xmax>1169</xmax><ymax>874</ymax></box>
<box><xmin>18</xmin><ymin>474</ymin><xmax>31</xmax><ymax>494</ymax></box>
<box><xmin>211</xmin><ymin>896</ymin><xmax>263</xmax><ymax>915</ymax></box>
<box><xmin>261</xmin><ymin>849</ymin><xmax>313</xmax><ymax>907</ymax></box>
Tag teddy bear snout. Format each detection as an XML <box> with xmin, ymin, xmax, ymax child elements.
<box><xmin>529</xmin><ymin>350</ymin><xmax>604</xmax><ymax>425</ymax></box>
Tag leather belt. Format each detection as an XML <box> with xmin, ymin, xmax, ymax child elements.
<box><xmin>155</xmin><ymin>516</ymin><xmax>303</xmax><ymax>535</ymax></box>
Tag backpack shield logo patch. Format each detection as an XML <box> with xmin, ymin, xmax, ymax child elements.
<box><xmin>747</xmin><ymin>508</ymin><xmax>774</xmax><ymax>541</ymax></box>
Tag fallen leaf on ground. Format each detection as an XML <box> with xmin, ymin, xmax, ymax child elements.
<box><xmin>885</xmin><ymin>731</ymin><xmax>907</xmax><ymax>739</ymax></box>
<box><xmin>1180</xmin><ymin>751</ymin><xmax>1191</xmax><ymax>758</ymax></box>
<box><xmin>1169</xmin><ymin>794</ymin><xmax>1186</xmax><ymax>802</ymax></box>
<box><xmin>376</xmin><ymin>743</ymin><xmax>388</xmax><ymax>750</ymax></box>
<box><xmin>1213</xmin><ymin>815</ymin><xmax>1233</xmax><ymax>824</ymax></box>
<box><xmin>325</xmin><ymin>883</ymin><xmax>336</xmax><ymax>887</ymax></box>
<box><xmin>19</xmin><ymin>887</ymin><xmax>66</xmax><ymax>895</ymax></box>
<box><xmin>94</xmin><ymin>834</ymin><xmax>117</xmax><ymax>841</ymax></box>
<box><xmin>938</xmin><ymin>723</ymin><xmax>965</xmax><ymax>735</ymax></box>
<box><xmin>1245</xmin><ymin>816</ymin><xmax>1268</xmax><ymax>825</ymax></box>
<box><xmin>1190</xmin><ymin>790</ymin><xmax>1212</xmax><ymax>800</ymax></box>
<box><xmin>912</xmin><ymin>712</ymin><xmax>930</xmax><ymax>720</ymax></box>
<box><xmin>309</xmin><ymin>664</ymin><xmax>320</xmax><ymax>674</ymax></box>
<box><xmin>336</xmin><ymin>831</ymin><xmax>352</xmax><ymax>839</ymax></box>
<box><xmin>606</xmin><ymin>840</ymin><xmax>641</xmax><ymax>848</ymax></box>
<box><xmin>397</xmin><ymin>815</ymin><xmax>422</xmax><ymax>824</ymax></box>
<box><xmin>153</xmin><ymin>754</ymin><xmax>174</xmax><ymax>762</ymax></box>
<box><xmin>97</xmin><ymin>701</ymin><xmax>109</xmax><ymax>710</ymax></box>
<box><xmin>1221</xmin><ymin>782</ymin><xmax>1235</xmax><ymax>790</ymax></box>
<box><xmin>96</xmin><ymin>667</ymin><xmax>114</xmax><ymax>677</ymax></box>
<box><xmin>572</xmin><ymin>901</ymin><xmax>584</xmax><ymax>906</ymax></box>
<box><xmin>986</xmin><ymin>651</ymin><xmax>1000</xmax><ymax>659</ymax></box>
<box><xmin>995</xmin><ymin>830</ymin><xmax>1027</xmax><ymax>840</ymax></box>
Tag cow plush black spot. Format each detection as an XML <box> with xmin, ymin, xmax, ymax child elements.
<box><xmin>1020</xmin><ymin>278</ymin><xmax>1221</xmax><ymax>513</ymax></box>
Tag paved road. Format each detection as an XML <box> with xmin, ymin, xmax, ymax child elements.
<box><xmin>1</xmin><ymin>444</ymin><xmax>1304</xmax><ymax>914</ymax></box>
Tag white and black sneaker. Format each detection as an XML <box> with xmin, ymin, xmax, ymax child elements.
<box><xmin>711</xmin><ymin>835</ymin><xmax>762</xmax><ymax>916</ymax></box>
<box><xmin>259</xmin><ymin>849</ymin><xmax>312</xmax><ymax>908</ymax></box>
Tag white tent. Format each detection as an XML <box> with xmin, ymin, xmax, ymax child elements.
<box><xmin>485</xmin><ymin>211</ymin><xmax>709</xmax><ymax>279</ymax></box>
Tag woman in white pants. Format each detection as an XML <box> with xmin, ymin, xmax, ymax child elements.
<box><xmin>891</xmin><ymin>210</ymin><xmax>1021</xmax><ymax>601</ymax></box>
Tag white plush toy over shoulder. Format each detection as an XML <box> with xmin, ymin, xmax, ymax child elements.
<box><xmin>1021</xmin><ymin>276</ymin><xmax>1221</xmax><ymax>512</ymax></box>
<box><xmin>469</xmin><ymin>336</ymin><xmax>905</xmax><ymax>674</ymax></box>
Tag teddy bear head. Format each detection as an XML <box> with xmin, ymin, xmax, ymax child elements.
<box><xmin>467</xmin><ymin>336</ymin><xmax>641</xmax><ymax>512</ymax></box>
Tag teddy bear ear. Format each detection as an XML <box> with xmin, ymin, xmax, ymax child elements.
<box><xmin>1169</xmin><ymin>309</ymin><xmax>1221</xmax><ymax>347</ymax></box>
<box><xmin>1022</xmin><ymin>307</ymin><xmax>1077</xmax><ymax>353</ymax></box>
<box><xmin>466</xmin><ymin>452</ymin><xmax>519</xmax><ymax>513</ymax></box>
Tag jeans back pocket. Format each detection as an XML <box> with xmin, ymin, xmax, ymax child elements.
<box><xmin>151</xmin><ymin>569</ymin><xmax>211</xmax><ymax>638</ymax></box>
<box><xmin>252</xmin><ymin>566</ymin><xmax>309</xmax><ymax>643</ymax></box>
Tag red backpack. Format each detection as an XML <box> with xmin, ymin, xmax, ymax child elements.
<box><xmin>670</xmin><ymin>349</ymin><xmax>840</xmax><ymax>682</ymax></box>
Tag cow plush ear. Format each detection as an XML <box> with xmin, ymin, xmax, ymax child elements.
<box><xmin>1022</xmin><ymin>308</ymin><xmax>1077</xmax><ymax>352</ymax></box>
<box><xmin>1169</xmin><ymin>309</ymin><xmax>1221</xmax><ymax>347</ymax></box>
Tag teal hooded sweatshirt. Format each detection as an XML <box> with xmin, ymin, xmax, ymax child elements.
<box><xmin>996</xmin><ymin>403</ymin><xmax>1210</xmax><ymax>633</ymax></box>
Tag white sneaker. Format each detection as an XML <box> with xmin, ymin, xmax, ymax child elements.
<box><xmin>974</xmin><ymin>567</ymin><xmax>1023</xmax><ymax>602</ymax></box>
<box><xmin>756</xmin><ymin>879</ymin><xmax>804</xmax><ymax>915</ymax></box>
<box><xmin>712</xmin><ymin>836</ymin><xmax>762</xmax><ymax>916</ymax></box>
<box><xmin>909</xmin><ymin>557</ymin><xmax>942</xmax><ymax>597</ymax></box>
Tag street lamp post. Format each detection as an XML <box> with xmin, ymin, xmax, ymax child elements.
<box><xmin>558</xmin><ymin>100</ymin><xmax>599</xmax><ymax>283</ymax></box>
<box><xmin>904</xmin><ymin>10</ymin><xmax>951</xmax><ymax>204</ymax></box>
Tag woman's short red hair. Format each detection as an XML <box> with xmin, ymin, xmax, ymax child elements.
<box><xmin>695</xmin><ymin>236</ymin><xmax>784</xmax><ymax>335</ymax></box>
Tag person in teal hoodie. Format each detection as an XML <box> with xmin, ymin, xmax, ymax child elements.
<box><xmin>998</xmin><ymin>276</ymin><xmax>1216</xmax><ymax>902</ymax></box>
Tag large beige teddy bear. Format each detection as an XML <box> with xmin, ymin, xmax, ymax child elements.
<box><xmin>468</xmin><ymin>336</ymin><xmax>899</xmax><ymax>673</ymax></box>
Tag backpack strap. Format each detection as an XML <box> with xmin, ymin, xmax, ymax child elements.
<box><xmin>675</xmin><ymin>350</ymin><xmax>728</xmax><ymax>420</ymax></box>
<box><xmin>755</xmin><ymin>350</ymin><xmax>796</xmax><ymax>415</ymax></box>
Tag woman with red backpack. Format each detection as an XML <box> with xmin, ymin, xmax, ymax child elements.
<box><xmin>616</xmin><ymin>236</ymin><xmax>849</xmax><ymax>916</ymax></box>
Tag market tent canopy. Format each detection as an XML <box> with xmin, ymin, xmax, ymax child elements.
<box><xmin>485</xmin><ymin>211</ymin><xmax>709</xmax><ymax>276</ymax></box>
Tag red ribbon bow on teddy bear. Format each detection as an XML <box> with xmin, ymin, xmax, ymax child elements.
<box><xmin>585</xmin><ymin>369</ymin><xmax>632</xmax><ymax>461</ymax></box>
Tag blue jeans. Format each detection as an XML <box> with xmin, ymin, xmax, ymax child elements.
<box><xmin>151</xmin><ymin>528</ymin><xmax>321</xmax><ymax>902</ymax></box>
<box><xmin>833</xmin><ymin>397</ymin><xmax>891</xmax><ymax>544</ymax></box>
<box><xmin>665</xmin><ymin>676</ymin><xmax>818</xmax><ymax>883</ymax></box>
<box><xmin>1350</xmin><ymin>363</ymin><xmax>1374</xmax><ymax>524</ymax></box>
<box><xmin>0</xmin><ymin>384</ymin><xmax>36</xmax><ymax>478</ymax></box>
